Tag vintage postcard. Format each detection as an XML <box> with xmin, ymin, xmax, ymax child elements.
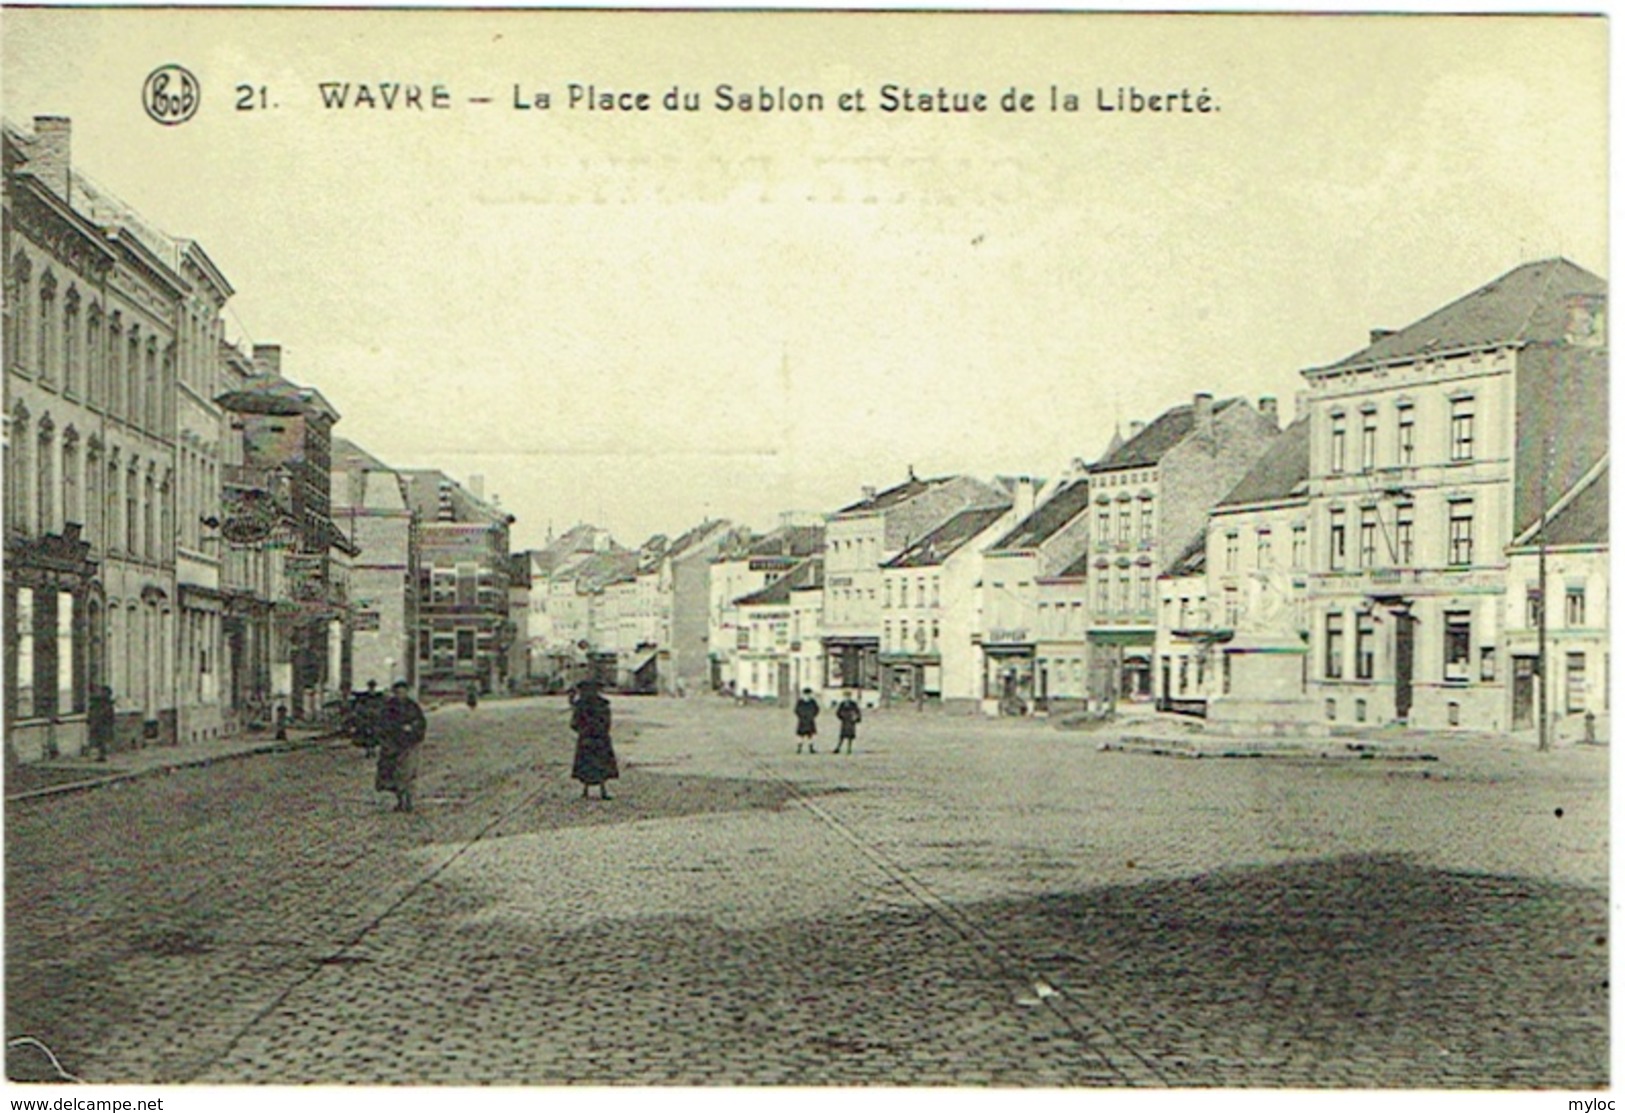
<box><xmin>0</xmin><ymin>6</ymin><xmax>1608</xmax><ymax>1107</ymax></box>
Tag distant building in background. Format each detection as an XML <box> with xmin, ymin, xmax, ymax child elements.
<box><xmin>331</xmin><ymin>437</ymin><xmax>417</xmax><ymax>692</ymax></box>
<box><xmin>709</xmin><ymin>522</ymin><xmax>825</xmax><ymax>696</ymax></box>
<box><xmin>400</xmin><ymin>469</ymin><xmax>515</xmax><ymax>698</ymax></box>
<box><xmin>881</xmin><ymin>502</ymin><xmax>1015</xmax><ymax>708</ymax></box>
<box><xmin>1086</xmin><ymin>393</ymin><xmax>1281</xmax><ymax>706</ymax></box>
<box><xmin>822</xmin><ymin>474</ymin><xmax>1009</xmax><ymax>706</ymax></box>
<box><xmin>216</xmin><ymin>347</ymin><xmax>357</xmax><ymax>720</ymax></box>
<box><xmin>735</xmin><ymin>555</ymin><xmax>824</xmax><ymax>704</ymax></box>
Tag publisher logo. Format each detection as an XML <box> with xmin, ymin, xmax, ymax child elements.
<box><xmin>143</xmin><ymin>64</ymin><xmax>200</xmax><ymax>126</ymax></box>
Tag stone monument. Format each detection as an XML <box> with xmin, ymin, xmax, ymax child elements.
<box><xmin>1205</xmin><ymin>569</ymin><xmax>1328</xmax><ymax>739</ymax></box>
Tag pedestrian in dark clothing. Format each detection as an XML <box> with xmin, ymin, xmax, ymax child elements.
<box><xmin>834</xmin><ymin>691</ymin><xmax>862</xmax><ymax>754</ymax></box>
<box><xmin>274</xmin><ymin>703</ymin><xmax>288</xmax><ymax>741</ymax></box>
<box><xmin>571</xmin><ymin>679</ymin><xmax>618</xmax><ymax>800</ymax></box>
<box><xmin>466</xmin><ymin>682</ymin><xmax>479</xmax><ymax>712</ymax></box>
<box><xmin>376</xmin><ymin>681</ymin><xmax>427</xmax><ymax>812</ymax></box>
<box><xmin>352</xmin><ymin>680</ymin><xmax>384</xmax><ymax>758</ymax></box>
<box><xmin>794</xmin><ymin>689</ymin><xmax>820</xmax><ymax>754</ymax></box>
<box><xmin>89</xmin><ymin>685</ymin><xmax>115</xmax><ymax>762</ymax></box>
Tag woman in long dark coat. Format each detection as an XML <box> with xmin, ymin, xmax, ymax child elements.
<box><xmin>570</xmin><ymin>680</ymin><xmax>618</xmax><ymax>800</ymax></box>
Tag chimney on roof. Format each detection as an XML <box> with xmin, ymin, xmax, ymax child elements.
<box><xmin>1193</xmin><ymin>392</ymin><xmax>1215</xmax><ymax>444</ymax></box>
<box><xmin>1370</xmin><ymin>328</ymin><xmax>1395</xmax><ymax>346</ymax></box>
<box><xmin>30</xmin><ymin>117</ymin><xmax>72</xmax><ymax>202</ymax></box>
<box><xmin>252</xmin><ymin>344</ymin><xmax>283</xmax><ymax>378</ymax></box>
<box><xmin>1259</xmin><ymin>396</ymin><xmax>1279</xmax><ymax>429</ymax></box>
<box><xmin>469</xmin><ymin>474</ymin><xmax>485</xmax><ymax>501</ymax></box>
<box><xmin>1012</xmin><ymin>476</ymin><xmax>1038</xmax><ymax>521</ymax></box>
<box><xmin>861</xmin><ymin>485</ymin><xmax>877</xmax><ymax>501</ymax></box>
<box><xmin>1127</xmin><ymin>420</ymin><xmax>1146</xmax><ymax>440</ymax></box>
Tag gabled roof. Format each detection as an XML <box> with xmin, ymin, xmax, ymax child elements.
<box><xmin>666</xmin><ymin>519</ymin><xmax>732</xmax><ymax>561</ymax></box>
<box><xmin>574</xmin><ymin>550</ymin><xmax>640</xmax><ymax>591</ymax></box>
<box><xmin>736</xmin><ymin>556</ymin><xmax>824</xmax><ymax>607</ymax></box>
<box><xmin>1215</xmin><ymin>416</ymin><xmax>1310</xmax><ymax>510</ymax></box>
<box><xmin>884</xmin><ymin>505</ymin><xmax>1009</xmax><ymax>569</ymax></box>
<box><xmin>1513</xmin><ymin>460</ymin><xmax>1608</xmax><ymax>550</ymax></box>
<box><xmin>835</xmin><ymin>475</ymin><xmax>954</xmax><ymax>516</ymax></box>
<box><xmin>1092</xmin><ymin>399</ymin><xmax>1241</xmax><ymax>472</ymax></box>
<box><xmin>1167</xmin><ymin>534</ymin><xmax>1207</xmax><ymax>578</ymax></box>
<box><xmin>1041</xmin><ymin>549</ymin><xmax>1093</xmax><ymax>581</ymax></box>
<box><xmin>1309</xmin><ymin>258</ymin><xmax>1606</xmax><ymax>375</ymax></box>
<box><xmin>987</xmin><ymin>478</ymin><xmax>1091</xmax><ymax>553</ymax></box>
<box><xmin>751</xmin><ymin>524</ymin><xmax>825</xmax><ymax>559</ymax></box>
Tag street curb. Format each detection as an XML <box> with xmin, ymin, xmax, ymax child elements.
<box><xmin>1104</xmin><ymin>736</ymin><xmax>1439</xmax><ymax>762</ymax></box>
<box><xmin>4</xmin><ymin>734</ymin><xmax>340</xmax><ymax>803</ymax></box>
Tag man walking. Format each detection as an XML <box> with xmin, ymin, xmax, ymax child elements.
<box><xmin>376</xmin><ymin>680</ymin><xmax>427</xmax><ymax>812</ymax></box>
<box><xmin>794</xmin><ymin>688</ymin><xmax>820</xmax><ymax>754</ymax></box>
<box><xmin>352</xmin><ymin>679</ymin><xmax>384</xmax><ymax>758</ymax></box>
<box><xmin>833</xmin><ymin>691</ymin><xmax>862</xmax><ymax>755</ymax></box>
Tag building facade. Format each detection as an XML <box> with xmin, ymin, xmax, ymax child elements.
<box><xmin>332</xmin><ymin>437</ymin><xmax>418</xmax><ymax>692</ymax></box>
<box><xmin>1086</xmin><ymin>393</ymin><xmax>1281</xmax><ymax>707</ymax></box>
<box><xmin>4</xmin><ymin>116</ymin><xmax>190</xmax><ymax>760</ymax></box>
<box><xmin>822</xmin><ymin>474</ymin><xmax>1008</xmax><ymax>706</ymax></box>
<box><xmin>1299</xmin><ymin>259</ymin><xmax>1607</xmax><ymax>731</ymax></box>
<box><xmin>881</xmin><ymin>503</ymin><xmax>1013</xmax><ymax>708</ymax></box>
<box><xmin>401</xmin><ymin>470</ymin><xmax>515</xmax><ymax>699</ymax></box>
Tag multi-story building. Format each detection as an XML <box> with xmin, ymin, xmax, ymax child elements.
<box><xmin>709</xmin><ymin>522</ymin><xmax>824</xmax><ymax>695</ymax></box>
<box><xmin>822</xmin><ymin>474</ymin><xmax>1008</xmax><ymax>705</ymax></box>
<box><xmin>641</xmin><ymin>519</ymin><xmax>736</xmax><ymax>696</ymax></box>
<box><xmin>1156</xmin><ymin>416</ymin><xmax>1313</xmax><ymax>714</ymax></box>
<box><xmin>400</xmin><ymin>470</ymin><xmax>515</xmax><ymax>698</ymax></box>
<box><xmin>1086</xmin><ymin>393</ymin><xmax>1281</xmax><ymax>706</ymax></box>
<box><xmin>4</xmin><ymin>116</ymin><xmax>189</xmax><ymax>759</ymax></box>
<box><xmin>523</xmin><ymin>524</ymin><xmax>622</xmax><ymax>687</ymax></box>
<box><xmin>734</xmin><ymin>556</ymin><xmax>826</xmax><ymax>704</ymax></box>
<box><xmin>1504</xmin><ymin>458</ymin><xmax>1607</xmax><ymax>737</ymax></box>
<box><xmin>331</xmin><ymin>437</ymin><xmax>418</xmax><ymax>692</ymax></box>
<box><xmin>217</xmin><ymin>348</ymin><xmax>357</xmax><ymax>719</ymax></box>
<box><xmin>1299</xmin><ymin>258</ymin><xmax>1607</xmax><ymax>731</ymax></box>
<box><xmin>880</xmin><ymin>503</ymin><xmax>1014</xmax><ymax>707</ymax></box>
<box><xmin>977</xmin><ymin>474</ymin><xmax>1091</xmax><ymax>714</ymax></box>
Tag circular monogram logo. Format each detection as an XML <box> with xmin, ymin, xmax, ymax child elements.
<box><xmin>143</xmin><ymin>64</ymin><xmax>200</xmax><ymax>126</ymax></box>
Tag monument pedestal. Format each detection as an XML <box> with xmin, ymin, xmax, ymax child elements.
<box><xmin>1206</xmin><ymin>632</ymin><xmax>1328</xmax><ymax>740</ymax></box>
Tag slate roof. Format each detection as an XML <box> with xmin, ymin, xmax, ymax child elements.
<box><xmin>835</xmin><ymin>475</ymin><xmax>954</xmax><ymax>516</ymax></box>
<box><xmin>1215</xmin><ymin>416</ymin><xmax>1311</xmax><ymax>510</ymax></box>
<box><xmin>1051</xmin><ymin>550</ymin><xmax>1092</xmax><ymax>580</ymax></box>
<box><xmin>884</xmin><ymin>505</ymin><xmax>1009</xmax><ymax>569</ymax></box>
<box><xmin>987</xmin><ymin>479</ymin><xmax>1092</xmax><ymax>553</ymax></box>
<box><xmin>1310</xmin><ymin>258</ymin><xmax>1606</xmax><ymax>374</ymax></box>
<box><xmin>736</xmin><ymin>557</ymin><xmax>825</xmax><ymax>607</ymax></box>
<box><xmin>1516</xmin><ymin>461</ymin><xmax>1608</xmax><ymax>549</ymax></box>
<box><xmin>1093</xmin><ymin>399</ymin><xmax>1242</xmax><ymax>472</ymax></box>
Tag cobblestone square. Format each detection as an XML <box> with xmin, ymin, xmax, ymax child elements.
<box><xmin>5</xmin><ymin>697</ymin><xmax>1609</xmax><ymax>1088</ymax></box>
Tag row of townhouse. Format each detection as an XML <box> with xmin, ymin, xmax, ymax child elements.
<box><xmin>4</xmin><ymin>114</ymin><xmax>522</xmax><ymax>766</ymax></box>
<box><xmin>3</xmin><ymin>115</ymin><xmax>366</xmax><ymax>762</ymax></box>
<box><xmin>710</xmin><ymin>261</ymin><xmax>1606</xmax><ymax>740</ymax></box>
<box><xmin>1152</xmin><ymin>257</ymin><xmax>1609</xmax><ymax>737</ymax></box>
<box><xmin>517</xmin><ymin>260</ymin><xmax>1603</xmax><ymax>742</ymax></box>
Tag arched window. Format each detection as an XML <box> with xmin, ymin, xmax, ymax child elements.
<box><xmin>86</xmin><ymin>438</ymin><xmax>103</xmax><ymax>546</ymax></box>
<box><xmin>37</xmin><ymin>270</ymin><xmax>58</xmax><ymax>383</ymax></box>
<box><xmin>159</xmin><ymin>471</ymin><xmax>173</xmax><ymax>564</ymax></box>
<box><xmin>62</xmin><ymin>428</ymin><xmax>80</xmax><ymax>527</ymax></box>
<box><xmin>144</xmin><ymin>469</ymin><xmax>156</xmax><ymax>561</ymax></box>
<box><xmin>126</xmin><ymin>326</ymin><xmax>141</xmax><ymax>431</ymax></box>
<box><xmin>63</xmin><ymin>286</ymin><xmax>81</xmax><ymax>396</ymax></box>
<box><xmin>106</xmin><ymin>450</ymin><xmax>122</xmax><ymax>554</ymax></box>
<box><xmin>37</xmin><ymin>415</ymin><xmax>55</xmax><ymax>535</ymax></box>
<box><xmin>86</xmin><ymin>305</ymin><xmax>104</xmax><ymax>409</ymax></box>
<box><xmin>145</xmin><ymin>338</ymin><xmax>159</xmax><ymax>432</ymax></box>
<box><xmin>5</xmin><ymin>252</ymin><xmax>30</xmax><ymax>370</ymax></box>
<box><xmin>9</xmin><ymin>406</ymin><xmax>31</xmax><ymax>534</ymax></box>
<box><xmin>125</xmin><ymin>461</ymin><xmax>138</xmax><ymax>555</ymax></box>
<box><xmin>108</xmin><ymin>313</ymin><xmax>124</xmax><ymax>419</ymax></box>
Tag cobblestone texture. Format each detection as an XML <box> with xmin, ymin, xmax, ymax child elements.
<box><xmin>5</xmin><ymin>697</ymin><xmax>1608</xmax><ymax>1087</ymax></box>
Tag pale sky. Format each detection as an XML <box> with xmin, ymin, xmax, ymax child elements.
<box><xmin>2</xmin><ymin>10</ymin><xmax>1607</xmax><ymax>549</ymax></box>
